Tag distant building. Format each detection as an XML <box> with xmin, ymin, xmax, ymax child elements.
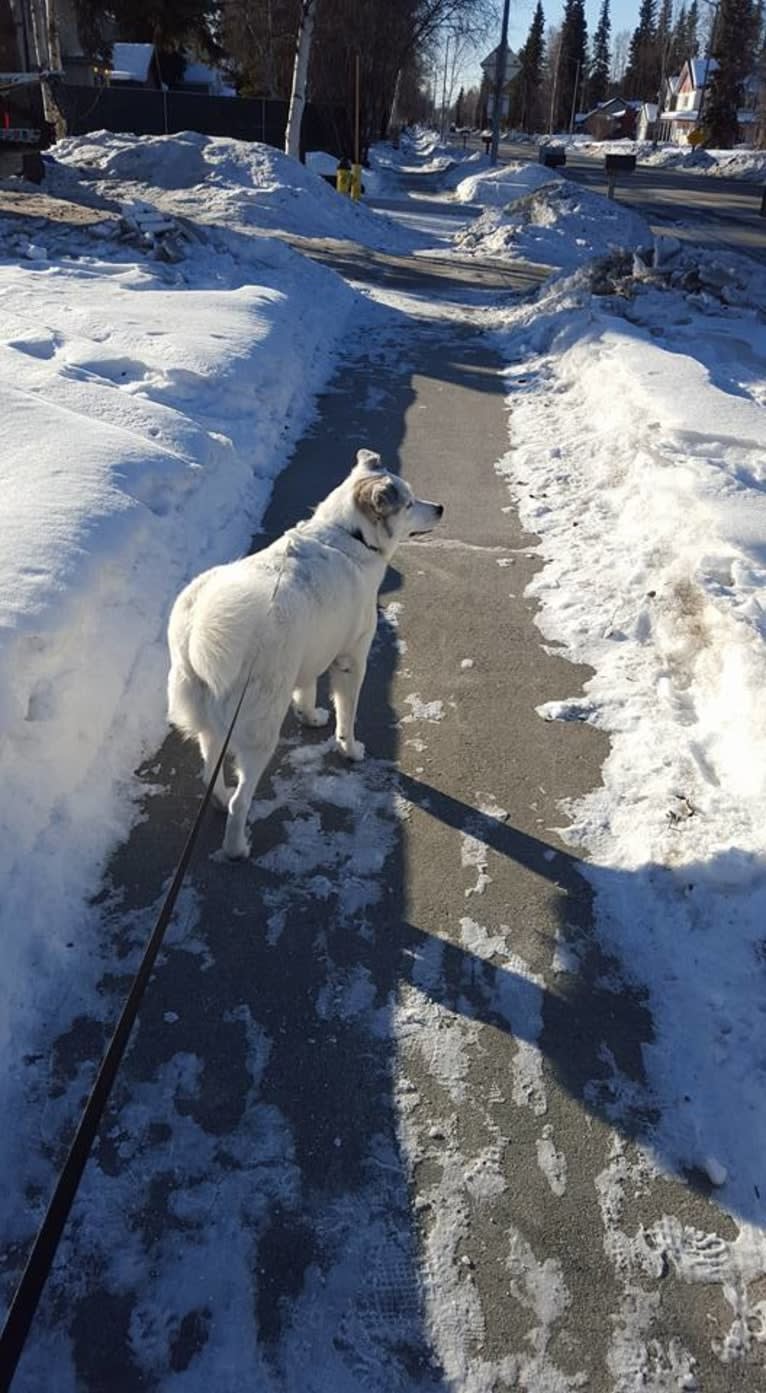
<box><xmin>581</xmin><ymin>97</ymin><xmax>639</xmax><ymax>141</ymax></box>
<box><xmin>636</xmin><ymin>101</ymin><xmax>658</xmax><ymax>141</ymax></box>
<box><xmin>658</xmin><ymin>57</ymin><xmax>718</xmax><ymax>143</ymax></box>
<box><xmin>480</xmin><ymin>44</ymin><xmax>521</xmax><ymax>122</ymax></box>
<box><xmin>107</xmin><ymin>43</ymin><xmax>160</xmax><ymax>88</ymax></box>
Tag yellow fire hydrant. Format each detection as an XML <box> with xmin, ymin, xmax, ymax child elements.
<box><xmin>336</xmin><ymin>159</ymin><xmax>352</xmax><ymax>196</ymax></box>
<box><xmin>350</xmin><ymin>162</ymin><xmax>362</xmax><ymax>201</ymax></box>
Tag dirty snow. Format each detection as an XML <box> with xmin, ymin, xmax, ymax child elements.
<box><xmin>457</xmin><ymin>178</ymin><xmax>651</xmax><ymax>271</ymax></box>
<box><xmin>494</xmin><ymin>238</ymin><xmax>766</xmax><ymax>1354</ymax></box>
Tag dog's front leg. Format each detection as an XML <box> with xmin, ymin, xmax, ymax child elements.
<box><xmin>331</xmin><ymin>629</ymin><xmax>374</xmax><ymax>761</ymax></box>
<box><xmin>292</xmin><ymin>680</ymin><xmax>329</xmax><ymax>728</ymax></box>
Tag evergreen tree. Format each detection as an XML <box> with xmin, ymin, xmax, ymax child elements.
<box><xmin>703</xmin><ymin>0</ymin><xmax>756</xmax><ymax>145</ymax></box>
<box><xmin>752</xmin><ymin>0</ymin><xmax>765</xmax><ymax>47</ymax></box>
<box><xmin>518</xmin><ymin>0</ymin><xmax>546</xmax><ymax>129</ymax></box>
<box><xmin>455</xmin><ymin>85</ymin><xmax>465</xmax><ymax>124</ymax></box>
<box><xmin>669</xmin><ymin>3</ymin><xmax>687</xmax><ymax>71</ymax></box>
<box><xmin>556</xmin><ymin>0</ymin><xmax>588</xmax><ymax>127</ymax></box>
<box><xmin>686</xmin><ymin>0</ymin><xmax>700</xmax><ymax>56</ymax></box>
<box><xmin>589</xmin><ymin>0</ymin><xmax>611</xmax><ymax>105</ymax></box>
<box><xmin>624</xmin><ymin>0</ymin><xmax>658</xmax><ymax>96</ymax></box>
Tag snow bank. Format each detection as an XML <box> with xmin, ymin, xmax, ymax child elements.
<box><xmin>494</xmin><ymin>252</ymin><xmax>766</xmax><ymax>1223</ymax></box>
<box><xmin>453</xmin><ymin>159</ymin><xmax>559</xmax><ymax>206</ymax></box>
<box><xmin>51</xmin><ymin>130</ymin><xmax>427</xmax><ymax>252</ymax></box>
<box><xmin>539</xmin><ymin>133</ymin><xmax>766</xmax><ymax>181</ymax></box>
<box><xmin>456</xmin><ymin>179</ymin><xmax>651</xmax><ymax>270</ymax></box>
<box><xmin>0</xmin><ymin>154</ymin><xmax>354</xmax><ymax>1197</ymax></box>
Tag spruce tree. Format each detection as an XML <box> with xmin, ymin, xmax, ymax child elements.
<box><xmin>557</xmin><ymin>0</ymin><xmax>588</xmax><ymax>127</ymax></box>
<box><xmin>624</xmin><ymin>0</ymin><xmax>658</xmax><ymax>97</ymax></box>
<box><xmin>519</xmin><ymin>1</ymin><xmax>546</xmax><ymax>130</ymax></box>
<box><xmin>686</xmin><ymin>0</ymin><xmax>700</xmax><ymax>57</ymax></box>
<box><xmin>590</xmin><ymin>0</ymin><xmax>611</xmax><ymax>104</ymax></box>
<box><xmin>703</xmin><ymin>0</ymin><xmax>755</xmax><ymax>145</ymax></box>
<box><xmin>669</xmin><ymin>3</ymin><xmax>687</xmax><ymax>71</ymax></box>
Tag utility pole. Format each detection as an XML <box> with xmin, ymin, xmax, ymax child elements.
<box><xmin>440</xmin><ymin>32</ymin><xmax>451</xmax><ymax>138</ymax></box>
<box><xmin>489</xmin><ymin>0</ymin><xmax>511</xmax><ymax>165</ymax></box>
<box><xmin>568</xmin><ymin>58</ymin><xmax>580</xmax><ymax>133</ymax></box>
<box><xmin>548</xmin><ymin>36</ymin><xmax>561</xmax><ymax>134</ymax></box>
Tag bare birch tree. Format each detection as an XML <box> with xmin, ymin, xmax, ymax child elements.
<box><xmin>284</xmin><ymin>0</ymin><xmax>318</xmax><ymax>157</ymax></box>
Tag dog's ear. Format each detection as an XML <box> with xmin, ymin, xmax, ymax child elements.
<box><xmin>354</xmin><ymin>448</ymin><xmax>383</xmax><ymax>474</ymax></box>
<box><xmin>353</xmin><ymin>474</ymin><xmax>401</xmax><ymax>523</ymax></box>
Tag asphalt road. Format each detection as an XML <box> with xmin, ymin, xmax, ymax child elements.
<box><xmin>472</xmin><ymin>136</ymin><xmax>766</xmax><ymax>260</ymax></box>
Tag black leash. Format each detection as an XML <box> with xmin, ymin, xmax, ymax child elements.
<box><xmin>0</xmin><ymin>667</ymin><xmax>254</xmax><ymax>1392</ymax></box>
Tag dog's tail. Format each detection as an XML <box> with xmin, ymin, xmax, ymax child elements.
<box><xmin>167</xmin><ymin>577</ymin><xmax>220</xmax><ymax>739</ymax></box>
<box><xmin>167</xmin><ymin>652</ymin><xmax>212</xmax><ymax>739</ymax></box>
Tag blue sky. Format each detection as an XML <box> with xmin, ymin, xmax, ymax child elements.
<box><xmin>455</xmin><ymin>0</ymin><xmax>640</xmax><ymax>90</ymax></box>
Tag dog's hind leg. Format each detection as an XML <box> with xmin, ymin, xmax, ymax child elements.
<box><xmin>331</xmin><ymin>627</ymin><xmax>375</xmax><ymax>762</ymax></box>
<box><xmin>198</xmin><ymin>727</ymin><xmax>237</xmax><ymax>811</ymax></box>
<box><xmin>292</xmin><ymin>680</ymin><xmax>329</xmax><ymax>729</ymax></box>
<box><xmin>222</xmin><ymin>723</ymin><xmax>280</xmax><ymax>860</ymax></box>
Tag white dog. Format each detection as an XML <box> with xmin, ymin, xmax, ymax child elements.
<box><xmin>167</xmin><ymin>449</ymin><xmax>443</xmax><ymax>858</ymax></box>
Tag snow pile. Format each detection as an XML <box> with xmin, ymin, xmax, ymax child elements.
<box><xmin>456</xmin><ymin>178</ymin><xmax>651</xmax><ymax>270</ymax></box>
<box><xmin>51</xmin><ymin>130</ymin><xmax>427</xmax><ymax>252</ymax></box>
<box><xmin>494</xmin><ymin>251</ymin><xmax>766</xmax><ymax>1221</ymax></box>
<box><xmin>453</xmin><ymin>159</ymin><xmax>559</xmax><ymax>206</ymax></box>
<box><xmin>644</xmin><ymin>144</ymin><xmax>766</xmax><ymax>180</ymax></box>
<box><xmin>0</xmin><ymin>165</ymin><xmax>354</xmax><ymax>1158</ymax></box>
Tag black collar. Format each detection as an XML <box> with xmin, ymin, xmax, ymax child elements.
<box><xmin>350</xmin><ymin>527</ymin><xmax>381</xmax><ymax>554</ymax></box>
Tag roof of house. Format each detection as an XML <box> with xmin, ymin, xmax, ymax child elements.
<box><xmin>686</xmin><ymin>56</ymin><xmax>720</xmax><ymax>87</ymax></box>
<box><xmin>584</xmin><ymin>98</ymin><xmax>633</xmax><ymax>120</ymax></box>
<box><xmin>181</xmin><ymin>61</ymin><xmax>237</xmax><ymax>96</ymax></box>
<box><xmin>481</xmin><ymin>43</ymin><xmax>513</xmax><ymax>69</ymax></box>
<box><xmin>109</xmin><ymin>42</ymin><xmax>155</xmax><ymax>82</ymax></box>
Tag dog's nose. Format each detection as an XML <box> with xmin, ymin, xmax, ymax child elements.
<box><xmin>435</xmin><ymin>504</ymin><xmax>444</xmax><ymax>518</ymax></box>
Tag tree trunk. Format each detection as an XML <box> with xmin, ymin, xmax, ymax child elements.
<box><xmin>285</xmin><ymin>0</ymin><xmax>318</xmax><ymax>160</ymax></box>
<box><xmin>386</xmin><ymin>67</ymin><xmax>403</xmax><ymax>138</ymax></box>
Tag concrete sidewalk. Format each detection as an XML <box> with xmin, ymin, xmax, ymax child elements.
<box><xmin>28</xmin><ymin>185</ymin><xmax>757</xmax><ymax>1393</ymax></box>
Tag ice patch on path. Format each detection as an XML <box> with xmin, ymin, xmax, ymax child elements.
<box><xmin>402</xmin><ymin>693</ymin><xmax>445</xmax><ymax>722</ymax></box>
<box><xmin>536</xmin><ymin>1124</ymin><xmax>568</xmax><ymax>1197</ymax></box>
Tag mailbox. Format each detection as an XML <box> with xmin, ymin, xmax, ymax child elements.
<box><xmin>539</xmin><ymin>145</ymin><xmax>566</xmax><ymax>168</ymax></box>
<box><xmin>605</xmin><ymin>153</ymin><xmax>636</xmax><ymax>173</ymax></box>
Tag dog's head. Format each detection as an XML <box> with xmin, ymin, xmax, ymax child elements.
<box><xmin>350</xmin><ymin>449</ymin><xmax>444</xmax><ymax>555</ymax></box>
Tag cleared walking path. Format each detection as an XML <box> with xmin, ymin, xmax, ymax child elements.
<box><xmin>18</xmin><ymin>163</ymin><xmax>757</xmax><ymax>1393</ymax></box>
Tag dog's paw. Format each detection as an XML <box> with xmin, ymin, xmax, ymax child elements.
<box><xmin>335</xmin><ymin>735</ymin><xmax>365</xmax><ymax>762</ymax></box>
<box><xmin>295</xmin><ymin>705</ymin><xmax>330</xmax><ymax>729</ymax></box>
<box><xmin>219</xmin><ymin>835</ymin><xmax>250</xmax><ymax>861</ymax></box>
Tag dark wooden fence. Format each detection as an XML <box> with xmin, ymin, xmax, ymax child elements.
<box><xmin>56</xmin><ymin>85</ymin><xmax>353</xmax><ymax>159</ymax></box>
